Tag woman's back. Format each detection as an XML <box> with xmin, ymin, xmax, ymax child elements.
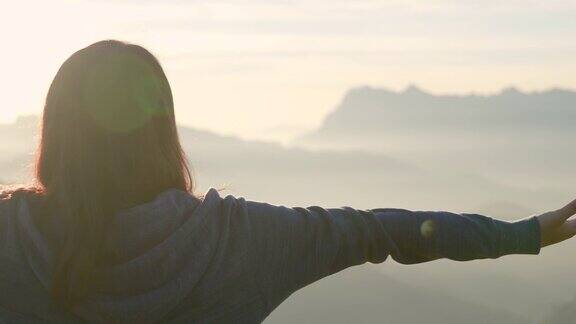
<box><xmin>0</xmin><ymin>188</ymin><xmax>266</xmax><ymax>323</ymax></box>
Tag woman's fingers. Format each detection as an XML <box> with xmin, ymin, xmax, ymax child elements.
<box><xmin>540</xmin><ymin>218</ymin><xmax>575</xmax><ymax>247</ymax></box>
<box><xmin>536</xmin><ymin>199</ymin><xmax>576</xmax><ymax>248</ymax></box>
<box><xmin>562</xmin><ymin>217</ymin><xmax>576</xmax><ymax>235</ymax></box>
<box><xmin>557</xmin><ymin>198</ymin><xmax>576</xmax><ymax>220</ymax></box>
<box><xmin>555</xmin><ymin>220</ymin><xmax>576</xmax><ymax>245</ymax></box>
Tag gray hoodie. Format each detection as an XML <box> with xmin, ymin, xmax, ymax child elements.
<box><xmin>0</xmin><ymin>188</ymin><xmax>540</xmax><ymax>323</ymax></box>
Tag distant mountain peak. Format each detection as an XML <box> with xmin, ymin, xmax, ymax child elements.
<box><xmin>296</xmin><ymin>84</ymin><xmax>576</xmax><ymax>150</ymax></box>
<box><xmin>403</xmin><ymin>84</ymin><xmax>427</xmax><ymax>96</ymax></box>
<box><xmin>500</xmin><ymin>86</ymin><xmax>523</xmax><ymax>96</ymax></box>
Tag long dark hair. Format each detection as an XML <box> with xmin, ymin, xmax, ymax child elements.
<box><xmin>4</xmin><ymin>40</ymin><xmax>193</xmax><ymax>305</ymax></box>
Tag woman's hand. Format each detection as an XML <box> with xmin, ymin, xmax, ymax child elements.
<box><xmin>537</xmin><ymin>199</ymin><xmax>576</xmax><ymax>248</ymax></box>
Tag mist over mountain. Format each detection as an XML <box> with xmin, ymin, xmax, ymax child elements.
<box><xmin>267</xmin><ymin>265</ymin><xmax>528</xmax><ymax>324</ymax></box>
<box><xmin>296</xmin><ymin>86</ymin><xmax>576</xmax><ymax>192</ymax></box>
<box><xmin>543</xmin><ymin>294</ymin><xmax>576</xmax><ymax>324</ymax></box>
<box><xmin>0</xmin><ymin>115</ymin><xmax>560</xmax><ymax>211</ymax></box>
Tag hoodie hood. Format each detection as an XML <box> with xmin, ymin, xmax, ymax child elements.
<box><xmin>14</xmin><ymin>187</ymin><xmax>224</xmax><ymax>324</ymax></box>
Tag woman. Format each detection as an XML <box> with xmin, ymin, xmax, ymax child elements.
<box><xmin>0</xmin><ymin>40</ymin><xmax>574</xmax><ymax>324</ymax></box>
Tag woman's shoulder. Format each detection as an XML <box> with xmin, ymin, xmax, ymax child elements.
<box><xmin>0</xmin><ymin>185</ymin><xmax>43</xmax><ymax>200</ymax></box>
<box><xmin>0</xmin><ymin>186</ymin><xmax>29</xmax><ymax>245</ymax></box>
<box><xmin>0</xmin><ymin>185</ymin><xmax>23</xmax><ymax>215</ymax></box>
<box><xmin>0</xmin><ymin>185</ymin><xmax>43</xmax><ymax>224</ymax></box>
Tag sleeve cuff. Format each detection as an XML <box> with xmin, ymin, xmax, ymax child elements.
<box><xmin>499</xmin><ymin>215</ymin><xmax>541</xmax><ymax>256</ymax></box>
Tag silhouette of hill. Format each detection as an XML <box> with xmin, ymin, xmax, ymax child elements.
<box><xmin>295</xmin><ymin>85</ymin><xmax>576</xmax><ymax>192</ymax></box>
<box><xmin>298</xmin><ymin>85</ymin><xmax>576</xmax><ymax>146</ymax></box>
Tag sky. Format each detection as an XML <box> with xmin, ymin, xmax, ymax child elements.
<box><xmin>1</xmin><ymin>0</ymin><xmax>575</xmax><ymax>142</ymax></box>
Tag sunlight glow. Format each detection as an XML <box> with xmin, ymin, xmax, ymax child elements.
<box><xmin>1</xmin><ymin>0</ymin><xmax>575</xmax><ymax>141</ymax></box>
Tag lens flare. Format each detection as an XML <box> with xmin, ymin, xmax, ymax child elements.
<box><xmin>420</xmin><ymin>219</ymin><xmax>436</xmax><ymax>238</ymax></box>
<box><xmin>81</xmin><ymin>52</ymin><xmax>167</xmax><ymax>133</ymax></box>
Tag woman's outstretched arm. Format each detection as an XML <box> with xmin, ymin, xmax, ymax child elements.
<box><xmin>244</xmin><ymin>198</ymin><xmax>576</xmax><ymax>313</ymax></box>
